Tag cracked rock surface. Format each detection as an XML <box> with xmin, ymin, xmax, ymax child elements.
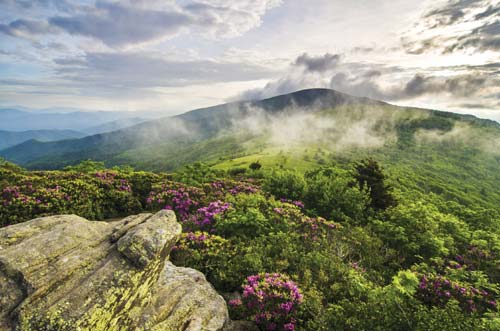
<box><xmin>0</xmin><ymin>210</ymin><xmax>231</xmax><ymax>331</ymax></box>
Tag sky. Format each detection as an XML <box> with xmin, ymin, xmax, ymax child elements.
<box><xmin>0</xmin><ymin>0</ymin><xmax>499</xmax><ymax>120</ymax></box>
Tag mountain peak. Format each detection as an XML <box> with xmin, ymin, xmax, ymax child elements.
<box><xmin>251</xmin><ymin>88</ymin><xmax>387</xmax><ymax>112</ymax></box>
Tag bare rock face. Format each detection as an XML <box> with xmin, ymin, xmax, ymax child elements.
<box><xmin>0</xmin><ymin>210</ymin><xmax>229</xmax><ymax>331</ymax></box>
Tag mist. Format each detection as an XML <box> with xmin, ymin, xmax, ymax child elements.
<box><xmin>223</xmin><ymin>103</ymin><xmax>409</xmax><ymax>153</ymax></box>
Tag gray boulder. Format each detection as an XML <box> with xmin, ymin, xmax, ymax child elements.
<box><xmin>0</xmin><ymin>210</ymin><xmax>230</xmax><ymax>331</ymax></box>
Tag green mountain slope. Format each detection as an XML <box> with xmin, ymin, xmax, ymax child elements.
<box><xmin>0</xmin><ymin>129</ymin><xmax>86</xmax><ymax>150</ymax></box>
<box><xmin>0</xmin><ymin>89</ymin><xmax>385</xmax><ymax>168</ymax></box>
<box><xmin>1</xmin><ymin>88</ymin><xmax>500</xmax><ymax>215</ymax></box>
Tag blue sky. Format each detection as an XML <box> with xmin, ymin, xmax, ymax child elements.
<box><xmin>0</xmin><ymin>0</ymin><xmax>498</xmax><ymax>120</ymax></box>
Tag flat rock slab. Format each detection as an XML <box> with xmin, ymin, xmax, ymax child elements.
<box><xmin>0</xmin><ymin>211</ymin><xmax>230</xmax><ymax>331</ymax></box>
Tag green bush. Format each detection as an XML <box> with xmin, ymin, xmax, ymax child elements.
<box><xmin>263</xmin><ymin>169</ymin><xmax>305</xmax><ymax>201</ymax></box>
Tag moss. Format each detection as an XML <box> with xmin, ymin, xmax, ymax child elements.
<box><xmin>1</xmin><ymin>211</ymin><xmax>224</xmax><ymax>331</ymax></box>
<box><xmin>19</xmin><ymin>307</ymin><xmax>73</xmax><ymax>331</ymax></box>
<box><xmin>76</xmin><ymin>259</ymin><xmax>163</xmax><ymax>331</ymax></box>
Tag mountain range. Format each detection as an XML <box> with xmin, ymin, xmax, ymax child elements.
<box><xmin>0</xmin><ymin>129</ymin><xmax>87</xmax><ymax>150</ymax></box>
<box><xmin>0</xmin><ymin>89</ymin><xmax>386</xmax><ymax>167</ymax></box>
<box><xmin>0</xmin><ymin>108</ymin><xmax>159</xmax><ymax>133</ymax></box>
<box><xmin>1</xmin><ymin>88</ymin><xmax>500</xmax><ymax>213</ymax></box>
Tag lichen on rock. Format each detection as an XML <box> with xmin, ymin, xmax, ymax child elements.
<box><xmin>0</xmin><ymin>211</ymin><xmax>231</xmax><ymax>331</ymax></box>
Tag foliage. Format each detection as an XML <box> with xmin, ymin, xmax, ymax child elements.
<box><xmin>0</xmin><ymin>165</ymin><xmax>149</xmax><ymax>225</ymax></box>
<box><xmin>172</xmin><ymin>162</ymin><xmax>222</xmax><ymax>186</ymax></box>
<box><xmin>354</xmin><ymin>158</ymin><xmax>397</xmax><ymax>210</ymax></box>
<box><xmin>230</xmin><ymin>273</ymin><xmax>303</xmax><ymax>331</ymax></box>
<box><xmin>1</xmin><ymin>158</ymin><xmax>499</xmax><ymax>330</ymax></box>
<box><xmin>303</xmin><ymin>167</ymin><xmax>371</xmax><ymax>223</ymax></box>
<box><xmin>263</xmin><ymin>169</ymin><xmax>305</xmax><ymax>201</ymax></box>
<box><xmin>249</xmin><ymin>161</ymin><xmax>262</xmax><ymax>170</ymax></box>
<box><xmin>415</xmin><ymin>274</ymin><xmax>497</xmax><ymax>314</ymax></box>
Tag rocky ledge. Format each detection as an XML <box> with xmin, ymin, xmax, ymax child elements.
<box><xmin>0</xmin><ymin>210</ymin><xmax>248</xmax><ymax>331</ymax></box>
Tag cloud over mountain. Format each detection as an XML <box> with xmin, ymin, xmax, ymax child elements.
<box><xmin>236</xmin><ymin>53</ymin><xmax>500</xmax><ymax>112</ymax></box>
<box><xmin>0</xmin><ymin>0</ymin><xmax>498</xmax><ymax>118</ymax></box>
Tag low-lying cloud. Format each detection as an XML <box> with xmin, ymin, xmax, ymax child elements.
<box><xmin>235</xmin><ymin>53</ymin><xmax>500</xmax><ymax>114</ymax></box>
<box><xmin>222</xmin><ymin>103</ymin><xmax>405</xmax><ymax>152</ymax></box>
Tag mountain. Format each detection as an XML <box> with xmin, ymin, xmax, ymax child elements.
<box><xmin>1</xmin><ymin>88</ymin><xmax>499</xmax><ymax>170</ymax></box>
<box><xmin>2</xmin><ymin>87</ymin><xmax>500</xmax><ymax>214</ymax></box>
<box><xmin>82</xmin><ymin>117</ymin><xmax>147</xmax><ymax>135</ymax></box>
<box><xmin>0</xmin><ymin>108</ymin><xmax>160</xmax><ymax>132</ymax></box>
<box><xmin>0</xmin><ymin>129</ymin><xmax>87</xmax><ymax>150</ymax></box>
<box><xmin>0</xmin><ymin>89</ymin><xmax>384</xmax><ymax>166</ymax></box>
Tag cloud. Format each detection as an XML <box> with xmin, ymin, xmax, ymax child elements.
<box><xmin>403</xmin><ymin>0</ymin><xmax>500</xmax><ymax>54</ymax></box>
<box><xmin>235</xmin><ymin>53</ymin><xmax>500</xmax><ymax>111</ymax></box>
<box><xmin>2</xmin><ymin>0</ymin><xmax>283</xmax><ymax>47</ymax></box>
<box><xmin>237</xmin><ymin>53</ymin><xmax>345</xmax><ymax>100</ymax></box>
<box><xmin>2</xmin><ymin>0</ymin><xmax>75</xmax><ymax>11</ymax></box>
<box><xmin>224</xmin><ymin>104</ymin><xmax>397</xmax><ymax>151</ymax></box>
<box><xmin>0</xmin><ymin>19</ymin><xmax>57</xmax><ymax>39</ymax></box>
<box><xmin>48</xmin><ymin>2</ymin><xmax>193</xmax><ymax>47</ymax></box>
<box><xmin>182</xmin><ymin>0</ymin><xmax>283</xmax><ymax>38</ymax></box>
<box><xmin>475</xmin><ymin>5</ymin><xmax>500</xmax><ymax>19</ymax></box>
<box><xmin>423</xmin><ymin>0</ymin><xmax>474</xmax><ymax>27</ymax></box>
<box><xmin>53</xmin><ymin>51</ymin><xmax>279</xmax><ymax>88</ymax></box>
<box><xmin>445</xmin><ymin>20</ymin><xmax>500</xmax><ymax>52</ymax></box>
<box><xmin>333</xmin><ymin>70</ymin><xmax>498</xmax><ymax>101</ymax></box>
<box><xmin>294</xmin><ymin>53</ymin><xmax>341</xmax><ymax>72</ymax></box>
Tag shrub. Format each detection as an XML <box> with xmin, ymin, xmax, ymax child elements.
<box><xmin>263</xmin><ymin>169</ymin><xmax>305</xmax><ymax>201</ymax></box>
<box><xmin>228</xmin><ymin>167</ymin><xmax>247</xmax><ymax>176</ymax></box>
<box><xmin>230</xmin><ymin>273</ymin><xmax>303</xmax><ymax>331</ymax></box>
<box><xmin>170</xmin><ymin>231</ymin><xmax>237</xmax><ymax>289</ymax></box>
<box><xmin>303</xmin><ymin>167</ymin><xmax>370</xmax><ymax>223</ymax></box>
<box><xmin>249</xmin><ymin>161</ymin><xmax>262</xmax><ymax>170</ymax></box>
<box><xmin>415</xmin><ymin>274</ymin><xmax>497</xmax><ymax>314</ymax></box>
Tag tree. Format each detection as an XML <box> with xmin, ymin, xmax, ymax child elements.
<box><xmin>249</xmin><ymin>161</ymin><xmax>262</xmax><ymax>170</ymax></box>
<box><xmin>354</xmin><ymin>158</ymin><xmax>396</xmax><ymax>211</ymax></box>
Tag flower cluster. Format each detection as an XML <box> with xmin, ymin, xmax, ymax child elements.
<box><xmin>270</xmin><ymin>202</ymin><xmax>339</xmax><ymax>242</ymax></box>
<box><xmin>228</xmin><ymin>182</ymin><xmax>259</xmax><ymax>195</ymax></box>
<box><xmin>94</xmin><ymin>171</ymin><xmax>133</xmax><ymax>192</ymax></box>
<box><xmin>230</xmin><ymin>273</ymin><xmax>303</xmax><ymax>331</ymax></box>
<box><xmin>452</xmin><ymin>246</ymin><xmax>494</xmax><ymax>271</ymax></box>
<box><xmin>118</xmin><ymin>179</ymin><xmax>131</xmax><ymax>192</ymax></box>
<box><xmin>94</xmin><ymin>171</ymin><xmax>118</xmax><ymax>185</ymax></box>
<box><xmin>297</xmin><ymin>217</ymin><xmax>339</xmax><ymax>241</ymax></box>
<box><xmin>147</xmin><ymin>186</ymin><xmax>203</xmax><ymax>221</ymax></box>
<box><xmin>415</xmin><ymin>274</ymin><xmax>497</xmax><ymax>314</ymax></box>
<box><xmin>279</xmin><ymin>198</ymin><xmax>305</xmax><ymax>209</ymax></box>
<box><xmin>185</xmin><ymin>200</ymin><xmax>231</xmax><ymax>232</ymax></box>
<box><xmin>207</xmin><ymin>180</ymin><xmax>259</xmax><ymax>197</ymax></box>
<box><xmin>2</xmin><ymin>183</ymin><xmax>71</xmax><ymax>223</ymax></box>
<box><xmin>1</xmin><ymin>170</ymin><xmax>141</xmax><ymax>226</ymax></box>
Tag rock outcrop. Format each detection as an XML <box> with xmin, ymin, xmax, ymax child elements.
<box><xmin>0</xmin><ymin>210</ymin><xmax>230</xmax><ymax>331</ymax></box>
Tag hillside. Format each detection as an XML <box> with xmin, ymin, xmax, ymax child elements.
<box><xmin>2</xmin><ymin>88</ymin><xmax>500</xmax><ymax>215</ymax></box>
<box><xmin>0</xmin><ymin>89</ymin><xmax>385</xmax><ymax>167</ymax></box>
<box><xmin>0</xmin><ymin>129</ymin><xmax>86</xmax><ymax>150</ymax></box>
<box><xmin>1</xmin><ymin>157</ymin><xmax>499</xmax><ymax>330</ymax></box>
